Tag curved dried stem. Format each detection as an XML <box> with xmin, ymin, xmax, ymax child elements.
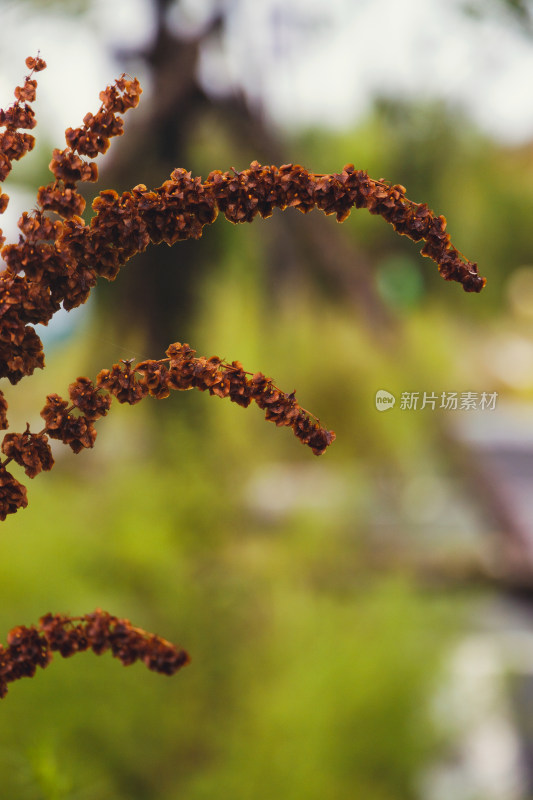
<box><xmin>0</xmin><ymin>609</ymin><xmax>189</xmax><ymax>699</ymax></box>
<box><xmin>0</xmin><ymin>342</ymin><xmax>335</xmax><ymax>520</ymax></box>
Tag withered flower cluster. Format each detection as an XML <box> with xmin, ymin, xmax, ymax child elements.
<box><xmin>0</xmin><ymin>342</ymin><xmax>334</xmax><ymax>521</ymax></box>
<box><xmin>103</xmin><ymin>343</ymin><xmax>334</xmax><ymax>451</ymax></box>
<box><xmin>207</xmin><ymin>164</ymin><xmax>485</xmax><ymax>293</ymax></box>
<box><xmin>0</xmin><ymin>56</ymin><xmax>486</xmax><ymax>700</ymax></box>
<box><xmin>0</xmin><ymin>609</ymin><xmax>190</xmax><ymax>698</ymax></box>
<box><xmin>0</xmin><ymin>56</ymin><xmax>485</xmax><ymax>523</ymax></box>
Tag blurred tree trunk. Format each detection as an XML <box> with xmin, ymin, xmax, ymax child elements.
<box><xmin>95</xmin><ymin>0</ymin><xmax>219</xmax><ymax>357</ymax></box>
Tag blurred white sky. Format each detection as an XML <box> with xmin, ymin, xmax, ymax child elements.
<box><xmin>1</xmin><ymin>0</ymin><xmax>533</xmax><ymax>145</ymax></box>
<box><xmin>215</xmin><ymin>0</ymin><xmax>533</xmax><ymax>142</ymax></box>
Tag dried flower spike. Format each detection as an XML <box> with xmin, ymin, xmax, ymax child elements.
<box><xmin>0</xmin><ymin>610</ymin><xmax>190</xmax><ymax>699</ymax></box>
<box><xmin>0</xmin><ymin>57</ymin><xmax>483</xmax><ymax>520</ymax></box>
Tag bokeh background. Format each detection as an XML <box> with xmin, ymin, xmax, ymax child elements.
<box><xmin>2</xmin><ymin>0</ymin><xmax>533</xmax><ymax>798</ymax></box>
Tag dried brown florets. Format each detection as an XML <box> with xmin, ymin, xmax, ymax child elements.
<box><xmin>39</xmin><ymin>393</ymin><xmax>69</xmax><ymax>433</ymax></box>
<box><xmin>225</xmin><ymin>362</ymin><xmax>253</xmax><ymax>408</ymax></box>
<box><xmin>5</xmin><ymin>625</ymin><xmax>51</xmax><ymax>681</ymax></box>
<box><xmin>14</xmin><ymin>79</ymin><xmax>37</xmax><ymax>104</ymax></box>
<box><xmin>65</xmin><ymin>108</ymin><xmax>124</xmax><ymax>159</ymax></box>
<box><xmin>39</xmin><ymin>394</ymin><xmax>97</xmax><ymax>453</ymax></box>
<box><xmin>0</xmin><ymin>610</ymin><xmax>189</xmax><ymax>698</ymax></box>
<box><xmin>17</xmin><ymin>210</ymin><xmax>62</xmax><ymax>242</ymax></box>
<box><xmin>38</xmin><ymin>613</ymin><xmax>89</xmax><ymax>658</ymax></box>
<box><xmin>60</xmin><ymin>414</ymin><xmax>97</xmax><ymax>453</ymax></box>
<box><xmin>51</xmin><ymin>261</ymin><xmax>99</xmax><ymax>311</ymax></box>
<box><xmin>0</xmin><ymin>55</ymin><xmax>43</xmax><ymax>189</ymax></box>
<box><xmin>1</xmin><ymin>428</ymin><xmax>54</xmax><ymax>477</ymax></box>
<box><xmin>96</xmin><ymin>360</ymin><xmax>148</xmax><ymax>404</ymax></box>
<box><xmin>135</xmin><ymin>360</ymin><xmax>171</xmax><ymax>399</ymax></box>
<box><xmin>0</xmin><ymin>325</ymin><xmax>45</xmax><ymax>384</ymax></box>
<box><xmin>49</xmin><ymin>148</ymin><xmax>99</xmax><ymax>184</ymax></box>
<box><xmin>25</xmin><ymin>56</ymin><xmax>46</xmax><ymax>72</ymax></box>
<box><xmin>0</xmin><ymin>467</ymin><xmax>27</xmax><ymax>520</ymax></box>
<box><xmin>0</xmin><ymin>104</ymin><xmax>36</xmax><ymax>131</ymax></box>
<box><xmin>36</xmin><ymin>182</ymin><xmax>86</xmax><ymax>219</ymax></box>
<box><xmin>0</xmin><ymin>130</ymin><xmax>34</xmax><ymax>162</ymax></box>
<box><xmin>0</xmin><ymin>392</ymin><xmax>7</xmax><ymax>430</ymax></box>
<box><xmin>99</xmin><ymin>76</ymin><xmax>142</xmax><ymax>113</ymax></box>
<box><xmin>32</xmin><ymin>74</ymin><xmax>140</xmax><ymax>231</ymax></box>
<box><xmin>69</xmin><ymin>376</ymin><xmax>112</xmax><ymax>419</ymax></box>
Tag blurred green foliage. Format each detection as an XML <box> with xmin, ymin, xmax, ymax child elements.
<box><xmin>0</xmin><ymin>396</ymin><xmax>462</xmax><ymax>799</ymax></box>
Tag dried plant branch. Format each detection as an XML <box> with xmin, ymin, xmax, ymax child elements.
<box><xmin>0</xmin><ymin>609</ymin><xmax>189</xmax><ymax>699</ymax></box>
<box><xmin>0</xmin><ymin>342</ymin><xmax>335</xmax><ymax>520</ymax></box>
<box><xmin>0</xmin><ymin>56</ymin><xmax>483</xmax><ymax>522</ymax></box>
<box><xmin>0</xmin><ymin>55</ymin><xmax>486</xmax><ymax>706</ymax></box>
